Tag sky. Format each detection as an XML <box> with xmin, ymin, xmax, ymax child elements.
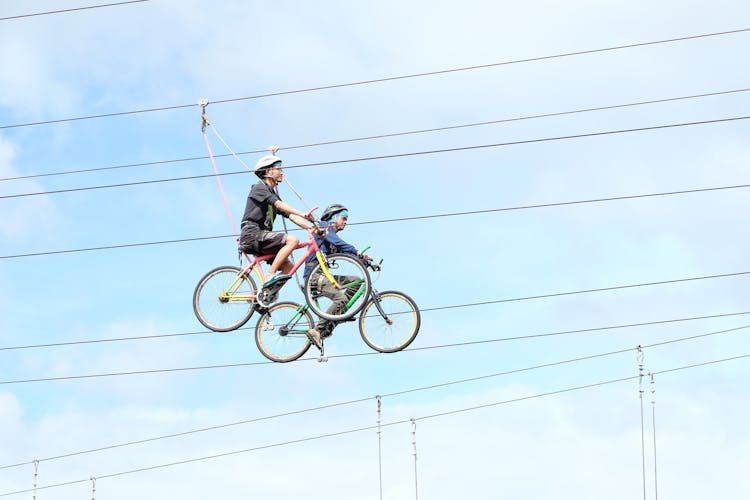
<box><xmin>1</xmin><ymin>0</ymin><xmax>749</xmax><ymax>498</ymax></box>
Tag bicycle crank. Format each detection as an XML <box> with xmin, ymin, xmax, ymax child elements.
<box><xmin>255</xmin><ymin>284</ymin><xmax>282</xmax><ymax>309</ymax></box>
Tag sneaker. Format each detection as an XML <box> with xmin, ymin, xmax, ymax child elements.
<box><xmin>262</xmin><ymin>273</ymin><xmax>291</xmax><ymax>289</ymax></box>
<box><xmin>306</xmin><ymin>329</ymin><xmax>323</xmax><ymax>350</ymax></box>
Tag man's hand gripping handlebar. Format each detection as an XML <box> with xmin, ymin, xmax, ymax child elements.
<box><xmin>304</xmin><ymin>206</ymin><xmax>327</xmax><ymax>238</ymax></box>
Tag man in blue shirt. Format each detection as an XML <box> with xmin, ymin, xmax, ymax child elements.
<box><xmin>304</xmin><ymin>204</ymin><xmax>369</xmax><ymax>344</ymax></box>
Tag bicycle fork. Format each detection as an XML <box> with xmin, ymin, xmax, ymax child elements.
<box><xmin>369</xmin><ymin>290</ymin><xmax>393</xmax><ymax>325</ymax></box>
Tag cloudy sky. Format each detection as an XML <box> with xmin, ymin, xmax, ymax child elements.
<box><xmin>1</xmin><ymin>0</ymin><xmax>749</xmax><ymax>498</ymax></box>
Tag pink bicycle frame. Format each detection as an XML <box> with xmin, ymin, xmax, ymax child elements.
<box><xmin>239</xmin><ymin>225</ymin><xmax>325</xmax><ymax>286</ymax></box>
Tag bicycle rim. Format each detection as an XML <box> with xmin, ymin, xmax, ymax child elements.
<box><xmin>193</xmin><ymin>266</ymin><xmax>256</xmax><ymax>332</ymax></box>
<box><xmin>359</xmin><ymin>291</ymin><xmax>420</xmax><ymax>353</ymax></box>
<box><xmin>255</xmin><ymin>302</ymin><xmax>313</xmax><ymax>362</ymax></box>
<box><xmin>303</xmin><ymin>253</ymin><xmax>371</xmax><ymax>321</ymax></box>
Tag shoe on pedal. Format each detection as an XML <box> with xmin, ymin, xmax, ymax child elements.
<box><xmin>262</xmin><ymin>273</ymin><xmax>291</xmax><ymax>289</ymax></box>
<box><xmin>306</xmin><ymin>328</ymin><xmax>323</xmax><ymax>350</ymax></box>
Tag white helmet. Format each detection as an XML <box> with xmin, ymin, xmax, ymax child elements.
<box><xmin>254</xmin><ymin>155</ymin><xmax>282</xmax><ymax>178</ymax></box>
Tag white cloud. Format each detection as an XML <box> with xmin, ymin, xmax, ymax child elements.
<box><xmin>1</xmin><ymin>1</ymin><xmax>749</xmax><ymax>498</ymax></box>
<box><xmin>2</xmin><ymin>375</ymin><xmax>747</xmax><ymax>499</ymax></box>
<box><xmin>0</xmin><ymin>135</ymin><xmax>62</xmax><ymax>244</ymax></box>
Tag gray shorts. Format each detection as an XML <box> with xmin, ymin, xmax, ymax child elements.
<box><xmin>240</xmin><ymin>230</ymin><xmax>287</xmax><ymax>256</ymax></box>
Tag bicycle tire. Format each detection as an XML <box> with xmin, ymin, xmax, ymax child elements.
<box><xmin>359</xmin><ymin>291</ymin><xmax>420</xmax><ymax>353</ymax></box>
<box><xmin>255</xmin><ymin>301</ymin><xmax>314</xmax><ymax>362</ymax></box>
<box><xmin>193</xmin><ymin>265</ymin><xmax>257</xmax><ymax>332</ymax></box>
<box><xmin>303</xmin><ymin>253</ymin><xmax>371</xmax><ymax>321</ymax></box>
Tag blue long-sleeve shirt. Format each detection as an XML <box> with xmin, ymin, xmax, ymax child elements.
<box><xmin>303</xmin><ymin>221</ymin><xmax>358</xmax><ymax>278</ymax></box>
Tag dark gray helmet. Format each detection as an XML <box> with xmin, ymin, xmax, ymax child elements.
<box><xmin>321</xmin><ymin>204</ymin><xmax>348</xmax><ymax>221</ymax></box>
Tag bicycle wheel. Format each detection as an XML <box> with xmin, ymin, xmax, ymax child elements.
<box><xmin>193</xmin><ymin>266</ymin><xmax>257</xmax><ymax>332</ymax></box>
<box><xmin>255</xmin><ymin>301</ymin><xmax>314</xmax><ymax>362</ymax></box>
<box><xmin>303</xmin><ymin>253</ymin><xmax>371</xmax><ymax>322</ymax></box>
<box><xmin>359</xmin><ymin>291</ymin><xmax>420</xmax><ymax>353</ymax></box>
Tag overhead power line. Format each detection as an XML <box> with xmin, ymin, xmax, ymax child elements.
<box><xmin>2</xmin><ymin>114</ymin><xmax>749</xmax><ymax>200</ymax></box>
<box><xmin>2</xmin><ymin>87</ymin><xmax>748</xmax><ymax>183</ymax></box>
<box><xmin>2</xmin><ymin>273</ymin><xmax>749</xmax><ymax>384</ymax></box>
<box><xmin>2</xmin><ymin>352</ymin><xmax>746</xmax><ymax>498</ymax></box>
<box><xmin>2</xmin><ymin>324</ymin><xmax>744</xmax><ymax>471</ymax></box>
<box><xmin>1</xmin><ymin>303</ymin><xmax>747</xmax><ymax>352</ymax></box>
<box><xmin>1</xmin><ymin>306</ymin><xmax>747</xmax><ymax>356</ymax></box>
<box><xmin>1</xmin><ymin>27</ymin><xmax>748</xmax><ymax>129</ymax></box>
<box><xmin>0</xmin><ymin>1</ymin><xmax>149</xmax><ymax>21</ymax></box>
<box><xmin>0</xmin><ymin>234</ymin><xmax>228</xmax><ymax>259</ymax></box>
<box><xmin>418</xmin><ymin>353</ymin><xmax>750</xmax><ymax>422</ymax></box>
<box><xmin>3</xmin><ymin>179</ymin><xmax>750</xmax><ymax>260</ymax></box>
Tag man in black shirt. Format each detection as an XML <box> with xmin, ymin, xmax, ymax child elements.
<box><xmin>239</xmin><ymin>147</ymin><xmax>313</xmax><ymax>289</ymax></box>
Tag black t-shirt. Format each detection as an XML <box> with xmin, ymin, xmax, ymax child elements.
<box><xmin>241</xmin><ymin>181</ymin><xmax>286</xmax><ymax>233</ymax></box>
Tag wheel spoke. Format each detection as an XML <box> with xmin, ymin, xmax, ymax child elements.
<box><xmin>359</xmin><ymin>291</ymin><xmax>420</xmax><ymax>353</ymax></box>
<box><xmin>193</xmin><ymin>266</ymin><xmax>256</xmax><ymax>332</ymax></box>
<box><xmin>304</xmin><ymin>253</ymin><xmax>371</xmax><ymax>321</ymax></box>
<box><xmin>255</xmin><ymin>302</ymin><xmax>313</xmax><ymax>362</ymax></box>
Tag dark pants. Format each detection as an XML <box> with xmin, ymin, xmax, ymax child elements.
<box><xmin>313</xmin><ymin>274</ymin><xmax>358</xmax><ymax>336</ymax></box>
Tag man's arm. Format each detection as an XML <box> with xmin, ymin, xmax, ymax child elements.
<box><xmin>274</xmin><ymin>199</ymin><xmax>313</xmax><ymax>228</ymax></box>
<box><xmin>324</xmin><ymin>227</ymin><xmax>358</xmax><ymax>255</ymax></box>
<box><xmin>288</xmin><ymin>213</ymin><xmax>312</xmax><ymax>230</ymax></box>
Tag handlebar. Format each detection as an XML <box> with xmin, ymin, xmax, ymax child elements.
<box><xmin>358</xmin><ymin>246</ymin><xmax>382</xmax><ymax>271</ymax></box>
<box><xmin>362</xmin><ymin>256</ymin><xmax>382</xmax><ymax>272</ymax></box>
<box><xmin>303</xmin><ymin>206</ymin><xmax>327</xmax><ymax>236</ymax></box>
<box><xmin>304</xmin><ymin>206</ymin><xmax>319</xmax><ymax>220</ymax></box>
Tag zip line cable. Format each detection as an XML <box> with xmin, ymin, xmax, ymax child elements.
<box><xmin>3</xmin><ymin>86</ymin><xmax>748</xmax><ymax>183</ymax></box>
<box><xmin>1</xmin><ymin>352</ymin><xmax>746</xmax><ymax>498</ymax></box>
<box><xmin>1</xmin><ymin>333</ymin><xmax>746</xmax><ymax>471</ymax></box>
<box><xmin>3</xmin><ymin>114</ymin><xmax>749</xmax><ymax>200</ymax></box>
<box><xmin>199</xmin><ymin>103</ymin><xmax>239</xmax><ymax>237</ymax></box>
<box><xmin>199</xmin><ymin>106</ymin><xmax>317</xmax><ymax>238</ymax></box>
<box><xmin>1</xmin><ymin>27</ymin><xmax>747</xmax><ymax>130</ymax></box>
<box><xmin>2</xmin><ymin>305</ymin><xmax>748</xmax><ymax>353</ymax></box>
<box><xmin>200</xmin><ymin>105</ymin><xmax>254</xmax><ymax>173</ymax></box>
<box><xmin>3</xmin><ymin>178</ymin><xmax>750</xmax><ymax>259</ymax></box>
<box><xmin>2</xmin><ymin>293</ymin><xmax>749</xmax><ymax>384</ymax></box>
<box><xmin>0</xmin><ymin>1</ymin><xmax>149</xmax><ymax>21</ymax></box>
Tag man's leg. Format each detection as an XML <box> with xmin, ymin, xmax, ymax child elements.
<box><xmin>268</xmin><ymin>235</ymin><xmax>298</xmax><ymax>276</ymax></box>
<box><xmin>309</xmin><ymin>274</ymin><xmax>347</xmax><ymax>340</ymax></box>
<box><xmin>324</xmin><ymin>275</ymin><xmax>354</xmax><ymax>318</ymax></box>
<box><xmin>314</xmin><ymin>318</ymin><xmax>335</xmax><ymax>338</ymax></box>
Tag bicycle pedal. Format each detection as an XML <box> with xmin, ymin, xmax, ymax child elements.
<box><xmin>256</xmin><ymin>289</ymin><xmax>280</xmax><ymax>309</ymax></box>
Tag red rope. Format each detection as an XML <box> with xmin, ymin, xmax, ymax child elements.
<box><xmin>202</xmin><ymin>131</ymin><xmax>239</xmax><ymax>238</ymax></box>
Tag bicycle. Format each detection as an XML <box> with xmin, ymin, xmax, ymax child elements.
<box><xmin>193</xmin><ymin>208</ymin><xmax>372</xmax><ymax>332</ymax></box>
<box><xmin>254</xmin><ymin>256</ymin><xmax>421</xmax><ymax>362</ymax></box>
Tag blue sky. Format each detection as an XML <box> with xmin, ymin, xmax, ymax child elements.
<box><xmin>1</xmin><ymin>0</ymin><xmax>749</xmax><ymax>498</ymax></box>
